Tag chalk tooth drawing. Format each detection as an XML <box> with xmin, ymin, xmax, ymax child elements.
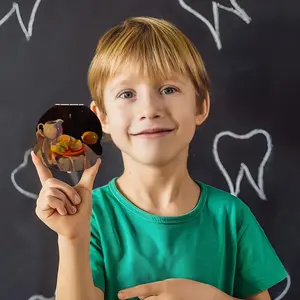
<box><xmin>11</xmin><ymin>149</ymin><xmax>38</xmax><ymax>199</ymax></box>
<box><xmin>214</xmin><ymin>129</ymin><xmax>292</xmax><ymax>297</ymax></box>
<box><xmin>213</xmin><ymin>129</ymin><xmax>272</xmax><ymax>200</ymax></box>
<box><xmin>0</xmin><ymin>0</ymin><xmax>43</xmax><ymax>41</ymax></box>
<box><xmin>178</xmin><ymin>0</ymin><xmax>251</xmax><ymax>50</ymax></box>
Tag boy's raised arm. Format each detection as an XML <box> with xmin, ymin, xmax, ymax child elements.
<box><xmin>31</xmin><ymin>152</ymin><xmax>102</xmax><ymax>300</ymax></box>
<box><xmin>56</xmin><ymin>236</ymin><xmax>103</xmax><ymax>300</ymax></box>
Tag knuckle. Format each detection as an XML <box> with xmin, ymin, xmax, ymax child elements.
<box><xmin>59</xmin><ymin>195</ymin><xmax>67</xmax><ymax>204</ymax></box>
<box><xmin>66</xmin><ymin>187</ymin><xmax>76</xmax><ymax>198</ymax></box>
<box><xmin>42</xmin><ymin>186</ymin><xmax>57</xmax><ymax>198</ymax></box>
<box><xmin>44</xmin><ymin>177</ymin><xmax>56</xmax><ymax>186</ymax></box>
<box><xmin>51</xmin><ymin>187</ymin><xmax>64</xmax><ymax>198</ymax></box>
<box><xmin>62</xmin><ymin>199</ymin><xmax>70</xmax><ymax>208</ymax></box>
<box><xmin>58</xmin><ymin>202</ymin><xmax>65</xmax><ymax>209</ymax></box>
<box><xmin>46</xmin><ymin>196</ymin><xmax>57</xmax><ymax>206</ymax></box>
<box><xmin>45</xmin><ymin>187</ymin><xmax>66</xmax><ymax>201</ymax></box>
<box><xmin>47</xmin><ymin>187</ymin><xmax>56</xmax><ymax>194</ymax></box>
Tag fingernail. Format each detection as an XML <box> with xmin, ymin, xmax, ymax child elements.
<box><xmin>118</xmin><ymin>292</ymin><xmax>124</xmax><ymax>299</ymax></box>
<box><xmin>74</xmin><ymin>195</ymin><xmax>81</xmax><ymax>205</ymax></box>
<box><xmin>70</xmin><ymin>206</ymin><xmax>77</xmax><ymax>214</ymax></box>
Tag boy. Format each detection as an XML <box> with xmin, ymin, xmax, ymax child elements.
<box><xmin>32</xmin><ymin>16</ymin><xmax>287</xmax><ymax>300</ymax></box>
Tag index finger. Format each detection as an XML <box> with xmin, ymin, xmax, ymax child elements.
<box><xmin>31</xmin><ymin>151</ymin><xmax>53</xmax><ymax>185</ymax></box>
<box><xmin>118</xmin><ymin>282</ymin><xmax>162</xmax><ymax>299</ymax></box>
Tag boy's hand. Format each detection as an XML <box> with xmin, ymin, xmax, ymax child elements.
<box><xmin>32</xmin><ymin>151</ymin><xmax>101</xmax><ymax>240</ymax></box>
<box><xmin>118</xmin><ymin>279</ymin><xmax>233</xmax><ymax>300</ymax></box>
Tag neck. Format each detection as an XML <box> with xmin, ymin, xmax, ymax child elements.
<box><xmin>116</xmin><ymin>149</ymin><xmax>200</xmax><ymax>216</ymax></box>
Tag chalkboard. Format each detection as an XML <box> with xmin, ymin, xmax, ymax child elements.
<box><xmin>1</xmin><ymin>0</ymin><xmax>299</xmax><ymax>299</ymax></box>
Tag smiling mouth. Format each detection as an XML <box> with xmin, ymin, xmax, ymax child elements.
<box><xmin>131</xmin><ymin>128</ymin><xmax>174</xmax><ymax>136</ymax></box>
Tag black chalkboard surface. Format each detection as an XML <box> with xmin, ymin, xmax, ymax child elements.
<box><xmin>1</xmin><ymin>1</ymin><xmax>299</xmax><ymax>299</ymax></box>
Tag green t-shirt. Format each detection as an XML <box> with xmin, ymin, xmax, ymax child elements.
<box><xmin>90</xmin><ymin>178</ymin><xmax>287</xmax><ymax>300</ymax></box>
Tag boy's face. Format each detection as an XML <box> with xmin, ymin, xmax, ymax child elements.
<box><xmin>91</xmin><ymin>68</ymin><xmax>209</xmax><ymax>167</ymax></box>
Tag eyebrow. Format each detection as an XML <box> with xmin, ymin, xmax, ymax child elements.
<box><xmin>109</xmin><ymin>77</ymin><xmax>188</xmax><ymax>93</ymax></box>
<box><xmin>109</xmin><ymin>79</ymin><xmax>132</xmax><ymax>93</ymax></box>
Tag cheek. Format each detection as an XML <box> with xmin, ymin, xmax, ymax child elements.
<box><xmin>173</xmin><ymin>101</ymin><xmax>197</xmax><ymax>136</ymax></box>
<box><xmin>174</xmin><ymin>101</ymin><xmax>196</xmax><ymax>124</ymax></box>
<box><xmin>106</xmin><ymin>106</ymin><xmax>131</xmax><ymax>136</ymax></box>
<box><xmin>107</xmin><ymin>117</ymin><xmax>129</xmax><ymax>149</ymax></box>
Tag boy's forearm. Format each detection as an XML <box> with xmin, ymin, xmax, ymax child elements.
<box><xmin>219</xmin><ymin>296</ymin><xmax>241</xmax><ymax>300</ymax></box>
<box><xmin>55</xmin><ymin>236</ymin><xmax>100</xmax><ymax>300</ymax></box>
<box><xmin>215</xmin><ymin>287</ymin><xmax>270</xmax><ymax>300</ymax></box>
<box><xmin>213</xmin><ymin>288</ymin><xmax>241</xmax><ymax>300</ymax></box>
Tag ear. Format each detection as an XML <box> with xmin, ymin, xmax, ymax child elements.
<box><xmin>195</xmin><ymin>93</ymin><xmax>210</xmax><ymax>126</ymax></box>
<box><xmin>90</xmin><ymin>101</ymin><xmax>110</xmax><ymax>134</ymax></box>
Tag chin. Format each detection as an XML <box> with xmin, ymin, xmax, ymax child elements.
<box><xmin>119</xmin><ymin>139</ymin><xmax>191</xmax><ymax>167</ymax></box>
<box><xmin>131</xmin><ymin>148</ymin><xmax>187</xmax><ymax>167</ymax></box>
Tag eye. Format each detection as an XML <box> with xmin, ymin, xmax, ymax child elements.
<box><xmin>161</xmin><ymin>87</ymin><xmax>178</xmax><ymax>95</ymax></box>
<box><xmin>118</xmin><ymin>90</ymin><xmax>134</xmax><ymax>99</ymax></box>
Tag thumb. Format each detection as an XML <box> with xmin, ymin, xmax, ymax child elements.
<box><xmin>76</xmin><ymin>158</ymin><xmax>101</xmax><ymax>192</ymax></box>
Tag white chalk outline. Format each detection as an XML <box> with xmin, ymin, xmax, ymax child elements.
<box><xmin>213</xmin><ymin>129</ymin><xmax>272</xmax><ymax>200</ymax></box>
<box><xmin>178</xmin><ymin>0</ymin><xmax>251</xmax><ymax>50</ymax></box>
<box><xmin>11</xmin><ymin>148</ymin><xmax>38</xmax><ymax>199</ymax></box>
<box><xmin>0</xmin><ymin>0</ymin><xmax>42</xmax><ymax>40</ymax></box>
<box><xmin>28</xmin><ymin>295</ymin><xmax>54</xmax><ymax>300</ymax></box>
<box><xmin>213</xmin><ymin>130</ymin><xmax>292</xmax><ymax>297</ymax></box>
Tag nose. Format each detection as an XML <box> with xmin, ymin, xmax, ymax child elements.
<box><xmin>138</xmin><ymin>90</ymin><xmax>164</xmax><ymax>120</ymax></box>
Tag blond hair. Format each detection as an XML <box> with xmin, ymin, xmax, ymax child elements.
<box><xmin>87</xmin><ymin>16</ymin><xmax>210</xmax><ymax>113</ymax></box>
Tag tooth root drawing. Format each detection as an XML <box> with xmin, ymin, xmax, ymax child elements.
<box><xmin>11</xmin><ymin>149</ymin><xmax>38</xmax><ymax>199</ymax></box>
<box><xmin>178</xmin><ymin>0</ymin><xmax>251</xmax><ymax>50</ymax></box>
<box><xmin>274</xmin><ymin>273</ymin><xmax>291</xmax><ymax>300</ymax></box>
<box><xmin>213</xmin><ymin>129</ymin><xmax>273</xmax><ymax>200</ymax></box>
<box><xmin>0</xmin><ymin>0</ymin><xmax>43</xmax><ymax>41</ymax></box>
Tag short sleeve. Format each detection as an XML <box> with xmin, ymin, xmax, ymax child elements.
<box><xmin>90</xmin><ymin>211</ymin><xmax>105</xmax><ymax>292</ymax></box>
<box><xmin>233</xmin><ymin>202</ymin><xmax>288</xmax><ymax>298</ymax></box>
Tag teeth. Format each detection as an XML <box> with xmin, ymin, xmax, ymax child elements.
<box><xmin>213</xmin><ymin>129</ymin><xmax>272</xmax><ymax>200</ymax></box>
